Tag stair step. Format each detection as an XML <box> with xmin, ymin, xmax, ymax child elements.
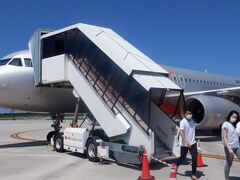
<box><xmin>154</xmin><ymin>135</ymin><xmax>174</xmax><ymax>160</ymax></box>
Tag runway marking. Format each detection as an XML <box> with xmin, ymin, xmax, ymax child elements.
<box><xmin>11</xmin><ymin>129</ymin><xmax>49</xmax><ymax>141</ymax></box>
<box><xmin>11</xmin><ymin>129</ymin><xmax>240</xmax><ymax>163</ymax></box>
<box><xmin>202</xmin><ymin>153</ymin><xmax>239</xmax><ymax>162</ymax></box>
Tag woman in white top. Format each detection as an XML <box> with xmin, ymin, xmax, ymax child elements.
<box><xmin>222</xmin><ymin>110</ymin><xmax>240</xmax><ymax>180</ymax></box>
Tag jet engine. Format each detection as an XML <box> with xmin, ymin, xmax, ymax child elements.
<box><xmin>185</xmin><ymin>95</ymin><xmax>240</xmax><ymax>129</ymax></box>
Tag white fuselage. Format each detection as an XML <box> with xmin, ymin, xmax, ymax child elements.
<box><xmin>163</xmin><ymin>65</ymin><xmax>240</xmax><ymax>93</ymax></box>
<box><xmin>0</xmin><ymin>50</ymin><xmax>79</xmax><ymax>112</ymax></box>
<box><xmin>1</xmin><ymin>50</ymin><xmax>240</xmax><ymax>131</ymax></box>
<box><xmin>1</xmin><ymin>51</ymin><xmax>239</xmax><ymax>112</ymax></box>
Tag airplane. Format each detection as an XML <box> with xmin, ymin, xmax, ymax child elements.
<box><xmin>1</xmin><ymin>49</ymin><xmax>240</xmax><ymax>135</ymax></box>
<box><xmin>163</xmin><ymin>65</ymin><xmax>240</xmax><ymax>132</ymax></box>
<box><xmin>0</xmin><ymin>50</ymin><xmax>87</xmax><ymax>114</ymax></box>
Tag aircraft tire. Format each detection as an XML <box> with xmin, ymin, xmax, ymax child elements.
<box><xmin>46</xmin><ymin>131</ymin><xmax>55</xmax><ymax>143</ymax></box>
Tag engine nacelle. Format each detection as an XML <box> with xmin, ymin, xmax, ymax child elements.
<box><xmin>185</xmin><ymin>95</ymin><xmax>240</xmax><ymax>129</ymax></box>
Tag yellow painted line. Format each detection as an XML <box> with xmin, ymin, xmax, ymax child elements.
<box><xmin>202</xmin><ymin>153</ymin><xmax>239</xmax><ymax>162</ymax></box>
<box><xmin>11</xmin><ymin>129</ymin><xmax>49</xmax><ymax>141</ymax></box>
<box><xmin>11</xmin><ymin>129</ymin><xmax>240</xmax><ymax>163</ymax></box>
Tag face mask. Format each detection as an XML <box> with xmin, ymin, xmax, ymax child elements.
<box><xmin>230</xmin><ymin>117</ymin><xmax>237</xmax><ymax>123</ymax></box>
<box><xmin>186</xmin><ymin>115</ymin><xmax>192</xmax><ymax>120</ymax></box>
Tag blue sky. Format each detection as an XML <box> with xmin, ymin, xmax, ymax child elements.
<box><xmin>0</xmin><ymin>0</ymin><xmax>239</xmax><ymax>77</ymax></box>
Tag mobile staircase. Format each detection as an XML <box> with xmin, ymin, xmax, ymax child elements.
<box><xmin>29</xmin><ymin>23</ymin><xmax>184</xmax><ymax>164</ymax></box>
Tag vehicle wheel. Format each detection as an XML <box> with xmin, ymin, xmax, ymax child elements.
<box><xmin>46</xmin><ymin>131</ymin><xmax>55</xmax><ymax>143</ymax></box>
<box><xmin>54</xmin><ymin>133</ymin><xmax>64</xmax><ymax>152</ymax></box>
<box><xmin>86</xmin><ymin>138</ymin><xmax>100</xmax><ymax>162</ymax></box>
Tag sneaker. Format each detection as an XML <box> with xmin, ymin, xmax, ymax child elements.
<box><xmin>191</xmin><ymin>175</ymin><xmax>199</xmax><ymax>180</ymax></box>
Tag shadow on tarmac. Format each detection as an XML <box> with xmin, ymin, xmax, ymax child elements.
<box><xmin>196</xmin><ymin>130</ymin><xmax>221</xmax><ymax>142</ymax></box>
<box><xmin>67</xmin><ymin>152</ymin><xmax>87</xmax><ymax>159</ymax></box>
<box><xmin>115</xmin><ymin>161</ymin><xmax>141</xmax><ymax>170</ymax></box>
<box><xmin>197</xmin><ymin>136</ymin><xmax>221</xmax><ymax>142</ymax></box>
<box><xmin>177</xmin><ymin>170</ymin><xmax>205</xmax><ymax>179</ymax></box>
<box><xmin>0</xmin><ymin>140</ymin><xmax>46</xmax><ymax>148</ymax></box>
<box><xmin>229</xmin><ymin>176</ymin><xmax>240</xmax><ymax>180</ymax></box>
<box><xmin>150</xmin><ymin>158</ymin><xmax>191</xmax><ymax>171</ymax></box>
<box><xmin>67</xmin><ymin>152</ymin><xmax>115</xmax><ymax>166</ymax></box>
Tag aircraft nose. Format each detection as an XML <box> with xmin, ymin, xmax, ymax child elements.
<box><xmin>0</xmin><ymin>69</ymin><xmax>9</xmax><ymax>90</ymax></box>
<box><xmin>0</xmin><ymin>81</ymin><xmax>8</xmax><ymax>89</ymax></box>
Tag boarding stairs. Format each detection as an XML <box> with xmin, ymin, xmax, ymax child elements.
<box><xmin>29</xmin><ymin>23</ymin><xmax>184</xmax><ymax>159</ymax></box>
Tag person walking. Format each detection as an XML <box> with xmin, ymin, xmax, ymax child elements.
<box><xmin>176</xmin><ymin>110</ymin><xmax>198</xmax><ymax>180</ymax></box>
<box><xmin>222</xmin><ymin>110</ymin><xmax>240</xmax><ymax>180</ymax></box>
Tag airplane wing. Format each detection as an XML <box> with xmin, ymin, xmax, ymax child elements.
<box><xmin>184</xmin><ymin>87</ymin><xmax>240</xmax><ymax>98</ymax></box>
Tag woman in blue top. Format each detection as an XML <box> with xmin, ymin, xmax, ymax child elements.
<box><xmin>222</xmin><ymin>110</ymin><xmax>240</xmax><ymax>180</ymax></box>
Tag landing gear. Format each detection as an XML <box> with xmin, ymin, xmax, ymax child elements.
<box><xmin>47</xmin><ymin>131</ymin><xmax>55</xmax><ymax>142</ymax></box>
<box><xmin>50</xmin><ymin>112</ymin><xmax>64</xmax><ymax>132</ymax></box>
<box><xmin>46</xmin><ymin>112</ymin><xmax>65</xmax><ymax>143</ymax></box>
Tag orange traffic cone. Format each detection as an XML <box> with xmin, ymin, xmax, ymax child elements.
<box><xmin>197</xmin><ymin>152</ymin><xmax>204</xmax><ymax>167</ymax></box>
<box><xmin>169</xmin><ymin>163</ymin><xmax>177</xmax><ymax>179</ymax></box>
<box><xmin>138</xmin><ymin>150</ymin><xmax>155</xmax><ymax>180</ymax></box>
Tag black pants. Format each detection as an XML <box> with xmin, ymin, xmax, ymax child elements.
<box><xmin>176</xmin><ymin>143</ymin><xmax>198</xmax><ymax>175</ymax></box>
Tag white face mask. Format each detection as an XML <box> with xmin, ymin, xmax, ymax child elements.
<box><xmin>186</xmin><ymin>115</ymin><xmax>192</xmax><ymax>120</ymax></box>
<box><xmin>230</xmin><ymin>117</ymin><xmax>237</xmax><ymax>123</ymax></box>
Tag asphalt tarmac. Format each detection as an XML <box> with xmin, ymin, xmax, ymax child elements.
<box><xmin>0</xmin><ymin>119</ymin><xmax>239</xmax><ymax>180</ymax></box>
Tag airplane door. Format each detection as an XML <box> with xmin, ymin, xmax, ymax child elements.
<box><xmin>170</xmin><ymin>74</ymin><xmax>178</xmax><ymax>85</ymax></box>
<box><xmin>178</xmin><ymin>75</ymin><xmax>185</xmax><ymax>88</ymax></box>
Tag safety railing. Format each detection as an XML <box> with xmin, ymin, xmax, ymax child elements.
<box><xmin>69</xmin><ymin>55</ymin><xmax>150</xmax><ymax>134</ymax></box>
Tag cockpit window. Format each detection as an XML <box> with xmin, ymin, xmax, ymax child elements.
<box><xmin>24</xmin><ymin>58</ymin><xmax>33</xmax><ymax>67</ymax></box>
<box><xmin>9</xmin><ymin>58</ymin><xmax>22</xmax><ymax>66</ymax></box>
<box><xmin>0</xmin><ymin>58</ymin><xmax>11</xmax><ymax>66</ymax></box>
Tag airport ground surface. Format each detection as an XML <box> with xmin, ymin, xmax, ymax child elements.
<box><xmin>0</xmin><ymin>119</ymin><xmax>239</xmax><ymax>180</ymax></box>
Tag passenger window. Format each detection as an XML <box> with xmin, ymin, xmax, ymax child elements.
<box><xmin>24</xmin><ymin>58</ymin><xmax>33</xmax><ymax>67</ymax></box>
<box><xmin>9</xmin><ymin>58</ymin><xmax>22</xmax><ymax>66</ymax></box>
